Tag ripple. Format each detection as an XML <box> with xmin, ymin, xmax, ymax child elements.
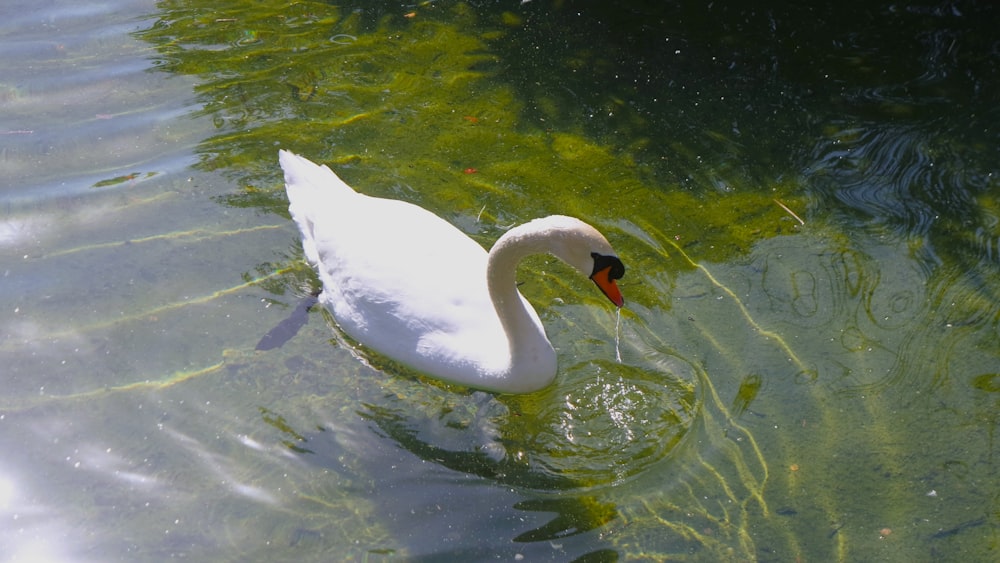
<box><xmin>234</xmin><ymin>30</ymin><xmax>262</xmax><ymax>47</ymax></box>
<box><xmin>330</xmin><ymin>34</ymin><xmax>357</xmax><ymax>45</ymax></box>
<box><xmin>807</xmin><ymin>111</ymin><xmax>998</xmax><ymax>270</ymax></box>
<box><xmin>811</xmin><ymin>125</ymin><xmax>940</xmax><ymax>237</ymax></box>
<box><xmin>507</xmin><ymin>357</ymin><xmax>697</xmax><ymax>489</ymax></box>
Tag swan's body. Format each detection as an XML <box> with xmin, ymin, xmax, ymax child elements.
<box><xmin>280</xmin><ymin>150</ymin><xmax>624</xmax><ymax>393</ymax></box>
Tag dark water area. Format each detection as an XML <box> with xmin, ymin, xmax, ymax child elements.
<box><xmin>496</xmin><ymin>0</ymin><xmax>1000</xmax><ymax>260</ymax></box>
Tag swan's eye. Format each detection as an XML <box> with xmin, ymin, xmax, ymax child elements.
<box><xmin>591</xmin><ymin>252</ymin><xmax>625</xmax><ymax>280</ymax></box>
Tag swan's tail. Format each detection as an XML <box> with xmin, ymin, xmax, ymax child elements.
<box><xmin>279</xmin><ymin>150</ymin><xmax>356</xmax><ymax>266</ymax></box>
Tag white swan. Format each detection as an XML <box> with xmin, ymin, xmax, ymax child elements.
<box><xmin>280</xmin><ymin>150</ymin><xmax>625</xmax><ymax>393</ymax></box>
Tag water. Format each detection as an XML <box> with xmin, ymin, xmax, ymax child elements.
<box><xmin>2</xmin><ymin>0</ymin><xmax>998</xmax><ymax>561</ymax></box>
<box><xmin>615</xmin><ymin>308</ymin><xmax>622</xmax><ymax>363</ymax></box>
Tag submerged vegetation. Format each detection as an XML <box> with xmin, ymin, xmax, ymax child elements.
<box><xmin>136</xmin><ymin>0</ymin><xmax>808</xmax><ymax>266</ymax></box>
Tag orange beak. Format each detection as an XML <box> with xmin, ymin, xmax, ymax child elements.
<box><xmin>591</xmin><ymin>266</ymin><xmax>624</xmax><ymax>308</ymax></box>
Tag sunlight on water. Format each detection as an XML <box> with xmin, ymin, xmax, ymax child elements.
<box><xmin>0</xmin><ymin>469</ymin><xmax>73</xmax><ymax>563</ymax></box>
<box><xmin>0</xmin><ymin>471</ymin><xmax>13</xmax><ymax>510</ymax></box>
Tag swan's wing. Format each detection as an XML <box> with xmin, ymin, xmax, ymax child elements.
<box><xmin>298</xmin><ymin>194</ymin><xmax>507</xmax><ymax>370</ymax></box>
<box><xmin>325</xmin><ymin>198</ymin><xmax>511</xmax><ymax>372</ymax></box>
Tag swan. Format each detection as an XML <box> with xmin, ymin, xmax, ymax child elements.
<box><xmin>279</xmin><ymin>150</ymin><xmax>625</xmax><ymax>394</ymax></box>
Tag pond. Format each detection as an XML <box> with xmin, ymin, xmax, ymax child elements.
<box><xmin>1</xmin><ymin>0</ymin><xmax>998</xmax><ymax>560</ymax></box>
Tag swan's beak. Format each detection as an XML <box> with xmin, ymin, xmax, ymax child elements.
<box><xmin>591</xmin><ymin>266</ymin><xmax>625</xmax><ymax>308</ymax></box>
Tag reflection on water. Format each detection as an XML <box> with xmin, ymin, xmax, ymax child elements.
<box><xmin>1</xmin><ymin>0</ymin><xmax>999</xmax><ymax>561</ymax></box>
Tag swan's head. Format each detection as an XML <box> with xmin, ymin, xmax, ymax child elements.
<box><xmin>517</xmin><ymin>215</ymin><xmax>626</xmax><ymax>308</ymax></box>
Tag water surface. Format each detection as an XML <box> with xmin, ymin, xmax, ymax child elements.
<box><xmin>2</xmin><ymin>0</ymin><xmax>998</xmax><ymax>561</ymax></box>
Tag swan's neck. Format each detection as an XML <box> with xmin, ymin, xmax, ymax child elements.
<box><xmin>486</xmin><ymin>225</ymin><xmax>558</xmax><ymax>386</ymax></box>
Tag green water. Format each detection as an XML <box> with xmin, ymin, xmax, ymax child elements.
<box><xmin>2</xmin><ymin>0</ymin><xmax>998</xmax><ymax>561</ymax></box>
